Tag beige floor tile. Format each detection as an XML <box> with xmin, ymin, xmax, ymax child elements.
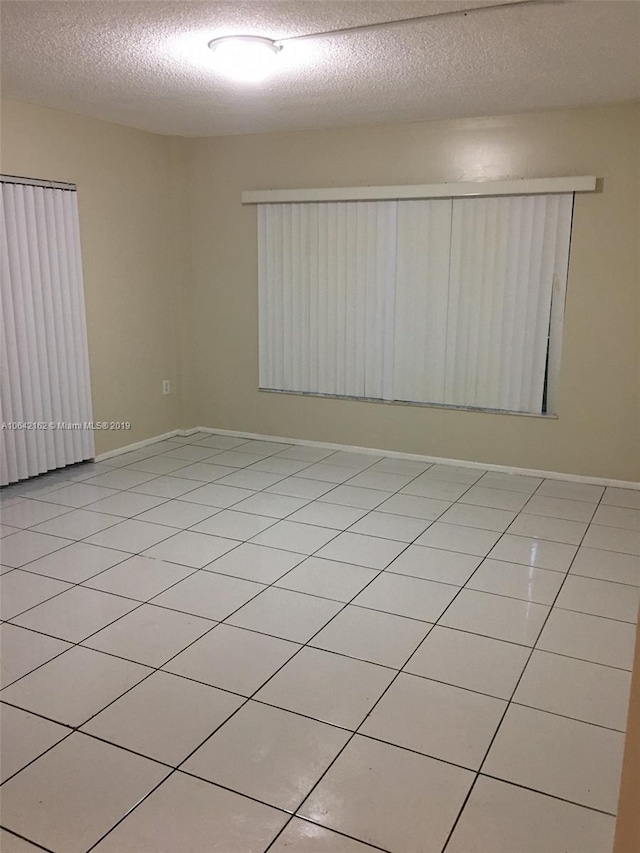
<box><xmin>465</xmin><ymin>559</ymin><xmax>564</xmax><ymax>604</ymax></box>
<box><xmin>555</xmin><ymin>574</ymin><xmax>640</xmax><ymax>622</ymax></box>
<box><xmin>1</xmin><ymin>569</ymin><xmax>70</xmax><ymax>619</ymax></box>
<box><xmin>438</xmin><ymin>503</ymin><xmax>516</xmax><ymax>532</ymax></box>
<box><xmin>249</xmin><ymin>456</ymin><xmax>313</xmax><ymax>475</ymax></box>
<box><xmin>535</xmin><ymin>480</ymin><xmax>604</xmax><ymax>503</ymax></box>
<box><xmin>177</xmin><ymin>482</ymin><xmax>255</xmax><ymax>508</ymax></box>
<box><xmin>447</xmin><ymin>776</ymin><xmax>615</xmax><ymax>853</ymax></box>
<box><xmin>190</xmin><ymin>509</ymin><xmax>276</xmax><ymax>540</ymax></box>
<box><xmin>0</xmin><ymin>828</ymin><xmax>45</xmax><ymax>852</ymax></box>
<box><xmin>569</xmin><ymin>546</ymin><xmax>640</xmax><ymax>585</ymax></box>
<box><xmin>523</xmin><ymin>495</ymin><xmax>596</xmax><ymax>523</ymax></box>
<box><xmin>368</xmin><ymin>457</ymin><xmax>430</xmax><ymax>476</ymax></box>
<box><xmin>335</xmin><ymin>470</ymin><xmax>410</xmax><ymax>491</ymax></box>
<box><xmin>255</xmin><ymin>647</ymin><xmax>395</xmax><ymax>729</ymax></box>
<box><xmin>164</xmin><ymin>623</ymin><xmax>300</xmax><ymax>695</ymax></box>
<box><xmin>267</xmin><ymin>476</ymin><xmax>335</xmax><ymax>499</ymax></box>
<box><xmin>183</xmin><ymin>701</ymin><xmax>350</xmax><ymax>811</ymax></box>
<box><xmin>275</xmin><ymin>445</ymin><xmax>335</xmax><ymax>462</ymax></box>
<box><xmin>387</xmin><ymin>544</ymin><xmax>481</xmax><ymax>585</ymax></box>
<box><xmin>602</xmin><ymin>487</ymin><xmax>640</xmax><ymax>510</ymax></box>
<box><xmin>420</xmin><ymin>464</ymin><xmax>484</xmax><ymax>484</ymax></box>
<box><xmin>415</xmin><ymin>522</ymin><xmax>501</xmax><ymax>556</ymax></box>
<box><xmin>323</xmin><ymin>450</ymin><xmax>381</xmax><ymax>469</ymax></box>
<box><xmin>130</xmin><ymin>475</ymin><xmax>204</xmax><ymax>498</ymax></box>
<box><xmin>85</xmin><ymin>519</ymin><xmax>177</xmax><ymax>553</ymax></box>
<box><xmin>0</xmin><ymin>623</ymin><xmax>72</xmax><ymax>688</ymax></box>
<box><xmin>315</xmin><ymin>532</ymin><xmax>406</xmax><ymax>569</ymax></box>
<box><xmin>293</xmin><ymin>463</ymin><xmax>353</xmax><ymax>484</ymax></box>
<box><xmin>20</xmin><ymin>541</ymin><xmax>127</xmax><ymax>583</ymax></box>
<box><xmin>488</xmin><ymin>534</ymin><xmax>577</xmax><ymax>572</ymax></box>
<box><xmin>0</xmin><ymin>704</ymin><xmax>69</xmax><ymax>782</ymax></box>
<box><xmin>82</xmin><ymin>671</ymin><xmax>243</xmax><ymax>764</ymax></box>
<box><xmin>507</xmin><ymin>513</ymin><xmax>588</xmax><ymax>545</ymax></box>
<box><xmin>400</xmin><ymin>477</ymin><xmax>472</xmax><ymax>501</ymax></box>
<box><xmin>318</xmin><ymin>485</ymin><xmax>393</xmax><ymax>509</ymax></box>
<box><xmin>405</xmin><ymin>626</ymin><xmax>530</xmax><ymax>700</ymax></box>
<box><xmin>83</xmin><ymin>555</ymin><xmax>195</xmax><ymax>601</ymax></box>
<box><xmin>216</xmin><ymin>469</ymin><xmax>287</xmax><ymax>490</ymax></box>
<box><xmin>232</xmin><ymin>491</ymin><xmax>311</xmax><ymax>517</ymax></box>
<box><xmin>84</xmin><ymin>602</ymin><xmax>213</xmax><ymax>667</ymax></box>
<box><xmin>361</xmin><ymin>672</ymin><xmax>506</xmax><ymax>769</ymax></box>
<box><xmin>134</xmin><ymin>499</ymin><xmax>219</xmax><ymax>528</ymax></box>
<box><xmin>1</xmin><ymin>646</ymin><xmax>150</xmax><ymax>726</ymax></box>
<box><xmin>274</xmin><ymin>556</ymin><xmax>378</xmax><ymax>602</ymax></box>
<box><xmin>12</xmin><ymin>586</ymin><xmax>138</xmax><ymax>643</ymax></box>
<box><xmin>352</xmin><ymin>572</ymin><xmax>458</xmax><ymax>621</ymax></box>
<box><xmin>205</xmin><ymin>542</ymin><xmax>304</xmax><ymax>583</ymax></box>
<box><xmin>592</xmin><ymin>504</ymin><xmax>640</xmax><ymax>532</ymax></box>
<box><xmin>82</xmin><ymin>491</ymin><xmax>167</xmax><ymax>518</ymax></box>
<box><xmin>250</xmin><ymin>520</ymin><xmax>339</xmax><ymax>555</ymax></box>
<box><xmin>582</xmin><ymin>524</ymin><xmax>640</xmax><ymax>556</ymax></box>
<box><xmin>85</xmin><ymin>468</ymin><xmax>159</xmax><ymax>490</ymax></box>
<box><xmin>376</xmin><ymin>493</ymin><xmax>451</xmax><ymax>520</ymax></box>
<box><xmin>0</xmin><ymin>499</ymin><xmax>71</xmax><ymax>528</ymax></box>
<box><xmin>0</xmin><ymin>733</ymin><xmax>168</xmax><ymax>853</ymax></box>
<box><xmin>460</xmin><ymin>485</ymin><xmax>530</xmax><ymax>511</ymax></box>
<box><xmin>151</xmin><ymin>570</ymin><xmax>264</xmax><ymax>621</ymax></box>
<box><xmin>227</xmin><ymin>587</ymin><xmax>343</xmax><ymax>643</ymax></box>
<box><xmin>270</xmin><ymin>819</ymin><xmax>379</xmax><ymax>852</ymax></box>
<box><xmin>128</xmin><ymin>456</ymin><xmax>192</xmax><ymax>475</ymax></box>
<box><xmin>311</xmin><ymin>604</ymin><xmax>430</xmax><ymax>669</ymax></box>
<box><xmin>483</xmin><ymin>704</ymin><xmax>624</xmax><ymax>813</ymax></box>
<box><xmin>298</xmin><ymin>735</ymin><xmax>473</xmax><ymax>853</ymax></box>
<box><xmin>39</xmin><ymin>482</ymin><xmax>121</xmax><ymax>507</ymax></box>
<box><xmin>513</xmin><ymin>650</ymin><xmax>632</xmax><ymax>731</ymax></box>
<box><xmin>440</xmin><ymin>589</ymin><xmax>549</xmax><ymax>646</ymax></box>
<box><xmin>92</xmin><ymin>771</ymin><xmax>287</xmax><ymax>853</ymax></box>
<box><xmin>0</xmin><ymin>530</ymin><xmax>70</xmax><ymax>568</ymax></box>
<box><xmin>287</xmin><ymin>501</ymin><xmax>368</xmax><ymax>530</ymax></box>
<box><xmin>536</xmin><ymin>608</ymin><xmax>636</xmax><ymax>669</ymax></box>
<box><xmin>348</xmin><ymin>511</ymin><xmax>431</xmax><ymax>542</ymax></box>
<box><xmin>142</xmin><ymin>530</ymin><xmax>237</xmax><ymax>568</ymax></box>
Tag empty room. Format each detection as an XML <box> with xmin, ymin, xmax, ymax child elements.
<box><xmin>0</xmin><ymin>1</ymin><xmax>639</xmax><ymax>851</ymax></box>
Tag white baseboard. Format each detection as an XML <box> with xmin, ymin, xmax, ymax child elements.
<box><xmin>95</xmin><ymin>425</ymin><xmax>640</xmax><ymax>490</ymax></box>
<box><xmin>94</xmin><ymin>429</ymin><xmax>192</xmax><ymax>462</ymax></box>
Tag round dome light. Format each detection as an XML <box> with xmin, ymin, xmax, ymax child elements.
<box><xmin>208</xmin><ymin>36</ymin><xmax>282</xmax><ymax>82</ymax></box>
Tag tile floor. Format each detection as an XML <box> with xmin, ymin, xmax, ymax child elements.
<box><xmin>1</xmin><ymin>432</ymin><xmax>639</xmax><ymax>853</ymax></box>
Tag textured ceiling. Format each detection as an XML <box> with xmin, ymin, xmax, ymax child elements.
<box><xmin>1</xmin><ymin>0</ymin><xmax>638</xmax><ymax>137</ymax></box>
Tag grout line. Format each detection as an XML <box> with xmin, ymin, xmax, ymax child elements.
<box><xmin>0</xmin><ymin>825</ymin><xmax>57</xmax><ymax>853</ymax></box>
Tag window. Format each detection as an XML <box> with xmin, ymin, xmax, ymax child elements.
<box><xmin>251</xmin><ymin>179</ymin><xmax>589</xmax><ymax>416</ymax></box>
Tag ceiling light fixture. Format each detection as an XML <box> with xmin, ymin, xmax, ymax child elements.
<box><xmin>207</xmin><ymin>1</ymin><xmax>545</xmax><ymax>83</ymax></box>
<box><xmin>207</xmin><ymin>35</ymin><xmax>282</xmax><ymax>82</ymax></box>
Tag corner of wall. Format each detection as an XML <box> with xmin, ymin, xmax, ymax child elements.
<box><xmin>166</xmin><ymin>134</ymin><xmax>197</xmax><ymax>431</ymax></box>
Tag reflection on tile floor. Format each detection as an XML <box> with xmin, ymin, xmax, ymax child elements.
<box><xmin>0</xmin><ymin>431</ymin><xmax>638</xmax><ymax>853</ymax></box>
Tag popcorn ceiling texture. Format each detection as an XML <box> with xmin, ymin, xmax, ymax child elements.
<box><xmin>1</xmin><ymin>0</ymin><xmax>639</xmax><ymax>137</ymax></box>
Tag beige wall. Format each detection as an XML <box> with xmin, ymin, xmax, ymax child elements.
<box><xmin>186</xmin><ymin>103</ymin><xmax>640</xmax><ymax>481</ymax></box>
<box><xmin>1</xmin><ymin>100</ymin><xmax>638</xmax><ymax>479</ymax></box>
<box><xmin>0</xmin><ymin>99</ymin><xmax>186</xmax><ymax>454</ymax></box>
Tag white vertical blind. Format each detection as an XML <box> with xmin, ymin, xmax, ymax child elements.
<box><xmin>444</xmin><ymin>194</ymin><xmax>573</xmax><ymax>412</ymax></box>
<box><xmin>257</xmin><ymin>192</ymin><xmax>573</xmax><ymax>416</ymax></box>
<box><xmin>1</xmin><ymin>181</ymin><xmax>94</xmax><ymax>485</ymax></box>
<box><xmin>259</xmin><ymin>201</ymin><xmax>397</xmax><ymax>399</ymax></box>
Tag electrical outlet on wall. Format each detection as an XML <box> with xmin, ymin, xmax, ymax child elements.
<box><xmin>162</xmin><ymin>379</ymin><xmax>171</xmax><ymax>395</ymax></box>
